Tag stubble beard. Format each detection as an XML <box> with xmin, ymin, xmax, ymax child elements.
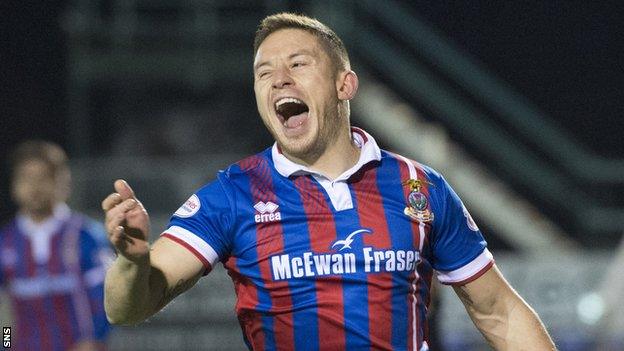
<box><xmin>276</xmin><ymin>102</ymin><xmax>345</xmax><ymax>164</ymax></box>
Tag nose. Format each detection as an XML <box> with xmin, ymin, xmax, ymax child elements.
<box><xmin>272</xmin><ymin>67</ymin><xmax>294</xmax><ymax>89</ymax></box>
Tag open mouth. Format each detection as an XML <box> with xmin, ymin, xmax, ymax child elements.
<box><xmin>275</xmin><ymin>97</ymin><xmax>309</xmax><ymax>128</ymax></box>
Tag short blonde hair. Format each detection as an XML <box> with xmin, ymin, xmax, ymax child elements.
<box><xmin>254</xmin><ymin>13</ymin><xmax>351</xmax><ymax>73</ymax></box>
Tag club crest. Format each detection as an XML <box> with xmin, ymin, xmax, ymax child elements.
<box><xmin>402</xmin><ymin>179</ymin><xmax>434</xmax><ymax>223</ymax></box>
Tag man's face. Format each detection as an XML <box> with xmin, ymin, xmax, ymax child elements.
<box><xmin>11</xmin><ymin>160</ymin><xmax>68</xmax><ymax>217</ymax></box>
<box><xmin>254</xmin><ymin>28</ymin><xmax>343</xmax><ymax>158</ymax></box>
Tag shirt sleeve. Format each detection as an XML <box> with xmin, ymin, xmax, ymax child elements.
<box><xmin>429</xmin><ymin>174</ymin><xmax>494</xmax><ymax>285</ymax></box>
<box><xmin>161</xmin><ymin>173</ymin><xmax>235</xmax><ymax>274</ymax></box>
<box><xmin>79</xmin><ymin>219</ymin><xmax>113</xmax><ymax>341</ymax></box>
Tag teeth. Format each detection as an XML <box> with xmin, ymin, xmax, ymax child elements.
<box><xmin>275</xmin><ymin>97</ymin><xmax>304</xmax><ymax>109</ymax></box>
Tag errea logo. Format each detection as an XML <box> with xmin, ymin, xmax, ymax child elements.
<box><xmin>254</xmin><ymin>201</ymin><xmax>281</xmax><ymax>223</ymax></box>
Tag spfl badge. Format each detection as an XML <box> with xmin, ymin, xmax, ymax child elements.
<box><xmin>403</xmin><ymin>179</ymin><xmax>434</xmax><ymax>223</ymax></box>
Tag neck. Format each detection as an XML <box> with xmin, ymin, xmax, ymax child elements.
<box><xmin>23</xmin><ymin>208</ymin><xmax>54</xmax><ymax>223</ymax></box>
<box><xmin>284</xmin><ymin>127</ymin><xmax>360</xmax><ymax>180</ymax></box>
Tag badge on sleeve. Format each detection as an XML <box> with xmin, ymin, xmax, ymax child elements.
<box><xmin>462</xmin><ymin>203</ymin><xmax>479</xmax><ymax>231</ymax></box>
<box><xmin>402</xmin><ymin>179</ymin><xmax>434</xmax><ymax>223</ymax></box>
<box><xmin>174</xmin><ymin>194</ymin><xmax>201</xmax><ymax>218</ymax></box>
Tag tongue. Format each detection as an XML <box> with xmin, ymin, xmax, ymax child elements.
<box><xmin>284</xmin><ymin>112</ymin><xmax>308</xmax><ymax>128</ymax></box>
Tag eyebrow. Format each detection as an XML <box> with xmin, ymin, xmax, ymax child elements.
<box><xmin>253</xmin><ymin>50</ymin><xmax>316</xmax><ymax>71</ymax></box>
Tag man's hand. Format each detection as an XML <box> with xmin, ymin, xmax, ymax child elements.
<box><xmin>102</xmin><ymin>179</ymin><xmax>150</xmax><ymax>263</ymax></box>
<box><xmin>102</xmin><ymin>180</ymin><xmax>203</xmax><ymax>325</ymax></box>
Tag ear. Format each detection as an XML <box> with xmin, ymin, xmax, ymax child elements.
<box><xmin>336</xmin><ymin>70</ymin><xmax>359</xmax><ymax>101</ymax></box>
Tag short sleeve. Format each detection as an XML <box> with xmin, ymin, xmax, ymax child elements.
<box><xmin>430</xmin><ymin>175</ymin><xmax>494</xmax><ymax>285</ymax></box>
<box><xmin>161</xmin><ymin>173</ymin><xmax>235</xmax><ymax>273</ymax></box>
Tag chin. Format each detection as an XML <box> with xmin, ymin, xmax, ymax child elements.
<box><xmin>277</xmin><ymin>133</ymin><xmax>319</xmax><ymax>158</ymax></box>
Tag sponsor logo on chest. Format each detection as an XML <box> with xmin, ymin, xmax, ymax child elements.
<box><xmin>270</xmin><ymin>229</ymin><xmax>420</xmax><ymax>281</ymax></box>
<box><xmin>254</xmin><ymin>201</ymin><xmax>282</xmax><ymax>223</ymax></box>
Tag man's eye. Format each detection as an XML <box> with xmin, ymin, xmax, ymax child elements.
<box><xmin>292</xmin><ymin>62</ymin><xmax>306</xmax><ymax>68</ymax></box>
<box><xmin>258</xmin><ymin>71</ymin><xmax>270</xmax><ymax>78</ymax></box>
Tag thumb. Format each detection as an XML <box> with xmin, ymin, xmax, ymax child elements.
<box><xmin>114</xmin><ymin>179</ymin><xmax>136</xmax><ymax>200</ymax></box>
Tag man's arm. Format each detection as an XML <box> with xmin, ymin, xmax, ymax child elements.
<box><xmin>453</xmin><ymin>264</ymin><xmax>556</xmax><ymax>350</ymax></box>
<box><xmin>104</xmin><ymin>237</ymin><xmax>203</xmax><ymax>325</ymax></box>
<box><xmin>102</xmin><ymin>180</ymin><xmax>204</xmax><ymax>325</ymax></box>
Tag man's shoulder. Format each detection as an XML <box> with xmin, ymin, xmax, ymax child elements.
<box><xmin>0</xmin><ymin>218</ymin><xmax>17</xmax><ymax>236</ymax></box>
<box><xmin>219</xmin><ymin>147</ymin><xmax>273</xmax><ymax>180</ymax></box>
<box><xmin>191</xmin><ymin>148</ymin><xmax>273</xmax><ymax>199</ymax></box>
<box><xmin>379</xmin><ymin>149</ymin><xmax>443</xmax><ymax>182</ymax></box>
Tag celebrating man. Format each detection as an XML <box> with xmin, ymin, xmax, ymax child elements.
<box><xmin>103</xmin><ymin>13</ymin><xmax>556</xmax><ymax>350</ymax></box>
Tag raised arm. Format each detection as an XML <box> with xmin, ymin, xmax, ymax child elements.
<box><xmin>453</xmin><ymin>264</ymin><xmax>556</xmax><ymax>351</ymax></box>
<box><xmin>102</xmin><ymin>180</ymin><xmax>204</xmax><ymax>325</ymax></box>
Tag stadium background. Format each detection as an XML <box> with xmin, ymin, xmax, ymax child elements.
<box><xmin>1</xmin><ymin>1</ymin><xmax>622</xmax><ymax>350</ymax></box>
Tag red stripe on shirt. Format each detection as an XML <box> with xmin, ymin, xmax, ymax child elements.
<box><xmin>4</xmin><ymin>226</ymin><xmax>29</xmax><ymax>344</ymax></box>
<box><xmin>413</xmin><ymin>162</ymin><xmax>433</xmax><ymax>251</ymax></box>
<box><xmin>223</xmin><ymin>256</ymin><xmax>257</xmax><ymax>320</ymax></box>
<box><xmin>412</xmin><ymin>160</ymin><xmax>434</xmax><ymax>347</ymax></box>
<box><xmin>24</xmin><ymin>237</ymin><xmax>52</xmax><ymax>350</ymax></box>
<box><xmin>352</xmin><ymin>126</ymin><xmax>368</xmax><ymax>143</ymax></box>
<box><xmin>7</xmin><ymin>227</ymin><xmax>31</xmax><ymax>348</ymax></box>
<box><xmin>447</xmin><ymin>260</ymin><xmax>494</xmax><ymax>286</ymax></box>
<box><xmin>223</xmin><ymin>256</ymin><xmax>266</xmax><ymax>351</ymax></box>
<box><xmin>395</xmin><ymin>157</ymin><xmax>420</xmax><ymax>351</ymax></box>
<box><xmin>246</xmin><ymin>156</ymin><xmax>295</xmax><ymax>351</ymax></box>
<box><xmin>351</xmin><ymin>166</ymin><xmax>394</xmax><ymax>350</ymax></box>
<box><xmin>294</xmin><ymin>176</ymin><xmax>346</xmax><ymax>351</ymax></box>
<box><xmin>50</xmin><ymin>229</ymin><xmax>73</xmax><ymax>350</ymax></box>
<box><xmin>246</xmin><ymin>313</ymin><xmax>267</xmax><ymax>351</ymax></box>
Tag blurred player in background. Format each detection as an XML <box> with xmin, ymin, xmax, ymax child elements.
<box><xmin>0</xmin><ymin>140</ymin><xmax>112</xmax><ymax>351</ymax></box>
<box><xmin>102</xmin><ymin>13</ymin><xmax>556</xmax><ymax>350</ymax></box>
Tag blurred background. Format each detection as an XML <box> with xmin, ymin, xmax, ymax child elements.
<box><xmin>1</xmin><ymin>0</ymin><xmax>622</xmax><ymax>350</ymax></box>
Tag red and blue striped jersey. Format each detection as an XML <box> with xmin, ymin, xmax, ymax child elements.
<box><xmin>163</xmin><ymin>128</ymin><xmax>493</xmax><ymax>351</ymax></box>
<box><xmin>0</xmin><ymin>205</ymin><xmax>112</xmax><ymax>351</ymax></box>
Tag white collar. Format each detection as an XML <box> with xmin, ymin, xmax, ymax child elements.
<box><xmin>17</xmin><ymin>203</ymin><xmax>71</xmax><ymax>238</ymax></box>
<box><xmin>271</xmin><ymin>127</ymin><xmax>382</xmax><ymax>181</ymax></box>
